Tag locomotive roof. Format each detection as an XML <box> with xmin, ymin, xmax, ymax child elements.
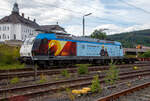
<box><xmin>36</xmin><ymin>33</ymin><xmax>121</xmax><ymax>45</ymax></box>
<box><xmin>56</xmin><ymin>34</ymin><xmax>115</xmax><ymax>44</ymax></box>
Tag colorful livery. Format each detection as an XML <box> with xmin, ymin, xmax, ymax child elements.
<box><xmin>20</xmin><ymin>33</ymin><xmax>134</xmax><ymax>67</ymax></box>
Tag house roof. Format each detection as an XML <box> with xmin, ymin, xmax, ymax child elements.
<box><xmin>0</xmin><ymin>13</ymin><xmax>40</xmax><ymax>28</ymax></box>
<box><xmin>37</xmin><ymin>25</ymin><xmax>67</xmax><ymax>35</ymax></box>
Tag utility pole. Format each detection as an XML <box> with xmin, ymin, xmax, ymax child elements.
<box><xmin>83</xmin><ymin>16</ymin><xmax>85</xmax><ymax>36</ymax></box>
<box><xmin>82</xmin><ymin>13</ymin><xmax>92</xmax><ymax>36</ymax></box>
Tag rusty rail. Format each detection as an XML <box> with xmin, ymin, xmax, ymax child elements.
<box><xmin>0</xmin><ymin>62</ymin><xmax>148</xmax><ymax>73</ymax></box>
<box><xmin>1</xmin><ymin>69</ymin><xmax>150</xmax><ymax>100</ymax></box>
<box><xmin>97</xmin><ymin>82</ymin><xmax>150</xmax><ymax>101</ymax></box>
<box><xmin>0</xmin><ymin>64</ymin><xmax>149</xmax><ymax>80</ymax></box>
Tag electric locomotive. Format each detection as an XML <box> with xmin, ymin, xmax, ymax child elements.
<box><xmin>20</xmin><ymin>33</ymin><xmax>135</xmax><ymax>67</ymax></box>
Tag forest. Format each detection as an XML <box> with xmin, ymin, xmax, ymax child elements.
<box><xmin>107</xmin><ymin>29</ymin><xmax>150</xmax><ymax>48</ymax></box>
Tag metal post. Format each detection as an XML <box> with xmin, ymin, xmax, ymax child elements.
<box><xmin>83</xmin><ymin>16</ymin><xmax>85</xmax><ymax>36</ymax></box>
<box><xmin>33</xmin><ymin>61</ymin><xmax>37</xmax><ymax>81</ymax></box>
<box><xmin>82</xmin><ymin>13</ymin><xmax>92</xmax><ymax>37</ymax></box>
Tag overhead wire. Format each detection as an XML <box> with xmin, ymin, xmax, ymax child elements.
<box><xmin>119</xmin><ymin>0</ymin><xmax>150</xmax><ymax>15</ymax></box>
<box><xmin>33</xmin><ymin>1</ymin><xmax>116</xmax><ymax>24</ymax></box>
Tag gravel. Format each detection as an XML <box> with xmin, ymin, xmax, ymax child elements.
<box><xmin>41</xmin><ymin>76</ymin><xmax>150</xmax><ymax>101</ymax></box>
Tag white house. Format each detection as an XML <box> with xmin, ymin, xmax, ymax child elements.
<box><xmin>0</xmin><ymin>3</ymin><xmax>39</xmax><ymax>42</ymax></box>
<box><xmin>0</xmin><ymin>3</ymin><xmax>68</xmax><ymax>42</ymax></box>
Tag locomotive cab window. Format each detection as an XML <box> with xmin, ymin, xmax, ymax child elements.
<box><xmin>24</xmin><ymin>38</ymin><xmax>35</xmax><ymax>45</ymax></box>
<box><xmin>120</xmin><ymin>45</ymin><xmax>122</xmax><ymax>49</ymax></box>
<box><xmin>32</xmin><ymin>39</ymin><xmax>41</xmax><ymax>50</ymax></box>
<box><xmin>27</xmin><ymin>38</ymin><xmax>35</xmax><ymax>45</ymax></box>
<box><xmin>24</xmin><ymin>39</ymin><xmax>30</xmax><ymax>45</ymax></box>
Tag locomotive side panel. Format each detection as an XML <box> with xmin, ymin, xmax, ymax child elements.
<box><xmin>77</xmin><ymin>42</ymin><xmax>123</xmax><ymax>57</ymax></box>
<box><xmin>77</xmin><ymin>42</ymin><xmax>102</xmax><ymax>56</ymax></box>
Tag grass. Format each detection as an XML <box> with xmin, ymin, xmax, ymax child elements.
<box><xmin>90</xmin><ymin>75</ymin><xmax>102</xmax><ymax>93</ymax></box>
<box><xmin>61</xmin><ymin>69</ymin><xmax>70</xmax><ymax>78</ymax></box>
<box><xmin>0</xmin><ymin>63</ymin><xmax>24</xmax><ymax>70</ymax></box>
<box><xmin>76</xmin><ymin>64</ymin><xmax>89</xmax><ymax>75</ymax></box>
<box><xmin>37</xmin><ymin>74</ymin><xmax>47</xmax><ymax>84</ymax></box>
<box><xmin>66</xmin><ymin>88</ymin><xmax>75</xmax><ymax>101</ymax></box>
<box><xmin>0</xmin><ymin>44</ymin><xmax>24</xmax><ymax>70</ymax></box>
<box><xmin>10</xmin><ymin>77</ymin><xmax>20</xmax><ymax>84</ymax></box>
<box><xmin>104</xmin><ymin>63</ymin><xmax>119</xmax><ymax>85</ymax></box>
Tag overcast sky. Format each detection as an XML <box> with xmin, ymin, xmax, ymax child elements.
<box><xmin>0</xmin><ymin>0</ymin><xmax>150</xmax><ymax>36</ymax></box>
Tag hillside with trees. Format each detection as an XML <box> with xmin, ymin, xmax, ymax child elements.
<box><xmin>107</xmin><ymin>29</ymin><xmax>150</xmax><ymax>48</ymax></box>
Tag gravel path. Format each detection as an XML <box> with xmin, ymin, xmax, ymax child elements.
<box><xmin>41</xmin><ymin>76</ymin><xmax>150</xmax><ymax>101</ymax></box>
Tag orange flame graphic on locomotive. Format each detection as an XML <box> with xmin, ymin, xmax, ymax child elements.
<box><xmin>48</xmin><ymin>40</ymin><xmax>76</xmax><ymax>56</ymax></box>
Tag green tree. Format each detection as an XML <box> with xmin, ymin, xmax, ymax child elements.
<box><xmin>90</xmin><ymin>29</ymin><xmax>107</xmax><ymax>40</ymax></box>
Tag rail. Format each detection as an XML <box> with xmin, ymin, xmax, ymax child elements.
<box><xmin>97</xmin><ymin>82</ymin><xmax>150</xmax><ymax>101</ymax></box>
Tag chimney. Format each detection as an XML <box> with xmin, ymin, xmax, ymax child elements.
<box><xmin>22</xmin><ymin>13</ymin><xmax>24</xmax><ymax>18</ymax></box>
<box><xmin>28</xmin><ymin>17</ymin><xmax>30</xmax><ymax>20</ymax></box>
<box><xmin>33</xmin><ymin>19</ymin><xmax>36</xmax><ymax>22</ymax></box>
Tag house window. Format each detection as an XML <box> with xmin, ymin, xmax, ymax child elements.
<box><xmin>3</xmin><ymin>26</ymin><xmax>6</xmax><ymax>31</ymax></box>
<box><xmin>7</xmin><ymin>27</ymin><xmax>9</xmax><ymax>30</ymax></box>
<box><xmin>8</xmin><ymin>36</ymin><xmax>9</xmax><ymax>39</ymax></box>
<box><xmin>0</xmin><ymin>35</ymin><xmax>1</xmax><ymax>39</ymax></box>
<box><xmin>14</xmin><ymin>34</ymin><xmax>16</xmax><ymax>40</ymax></box>
<box><xmin>3</xmin><ymin>34</ymin><xmax>5</xmax><ymax>39</ymax></box>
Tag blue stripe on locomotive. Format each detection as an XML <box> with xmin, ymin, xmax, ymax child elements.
<box><xmin>36</xmin><ymin>33</ymin><xmax>124</xmax><ymax>56</ymax></box>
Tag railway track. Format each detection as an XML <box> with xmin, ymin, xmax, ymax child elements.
<box><xmin>1</xmin><ymin>66</ymin><xmax>150</xmax><ymax>101</ymax></box>
<box><xmin>0</xmin><ymin>62</ymin><xmax>147</xmax><ymax>73</ymax></box>
<box><xmin>97</xmin><ymin>80</ymin><xmax>150</xmax><ymax>101</ymax></box>
<box><xmin>0</xmin><ymin>63</ymin><xmax>149</xmax><ymax>81</ymax></box>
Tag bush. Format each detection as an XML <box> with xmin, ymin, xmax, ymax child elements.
<box><xmin>0</xmin><ymin>63</ymin><xmax>24</xmax><ymax>70</ymax></box>
<box><xmin>77</xmin><ymin>64</ymin><xmax>89</xmax><ymax>75</ymax></box>
<box><xmin>66</xmin><ymin>88</ymin><xmax>75</xmax><ymax>101</ymax></box>
<box><xmin>38</xmin><ymin>74</ymin><xmax>47</xmax><ymax>83</ymax></box>
<box><xmin>90</xmin><ymin>75</ymin><xmax>101</xmax><ymax>93</ymax></box>
<box><xmin>140</xmin><ymin>51</ymin><xmax>150</xmax><ymax>58</ymax></box>
<box><xmin>10</xmin><ymin>77</ymin><xmax>19</xmax><ymax>84</ymax></box>
<box><xmin>61</xmin><ymin>69</ymin><xmax>70</xmax><ymax>78</ymax></box>
<box><xmin>104</xmin><ymin>63</ymin><xmax>119</xmax><ymax>85</ymax></box>
<box><xmin>0</xmin><ymin>45</ymin><xmax>23</xmax><ymax>70</ymax></box>
<box><xmin>0</xmin><ymin>45</ymin><xmax>20</xmax><ymax>65</ymax></box>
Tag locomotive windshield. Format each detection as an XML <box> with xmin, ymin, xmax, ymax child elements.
<box><xmin>32</xmin><ymin>39</ymin><xmax>41</xmax><ymax>50</ymax></box>
<box><xmin>24</xmin><ymin>37</ymin><xmax>35</xmax><ymax>45</ymax></box>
